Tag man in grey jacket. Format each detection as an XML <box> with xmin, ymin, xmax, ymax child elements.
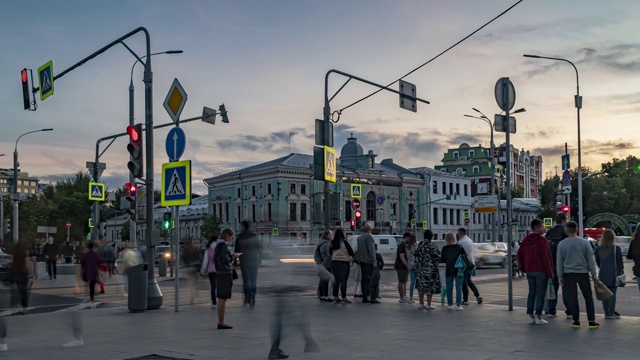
<box><xmin>557</xmin><ymin>221</ymin><xmax>602</xmax><ymax>329</ymax></box>
<box><xmin>353</xmin><ymin>224</ymin><xmax>376</xmax><ymax>303</ymax></box>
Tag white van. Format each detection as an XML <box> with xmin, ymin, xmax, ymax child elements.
<box><xmin>348</xmin><ymin>234</ymin><xmax>404</xmax><ymax>266</ymax></box>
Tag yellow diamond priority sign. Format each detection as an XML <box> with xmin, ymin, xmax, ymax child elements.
<box><xmin>163</xmin><ymin>78</ymin><xmax>188</xmax><ymax>124</ymax></box>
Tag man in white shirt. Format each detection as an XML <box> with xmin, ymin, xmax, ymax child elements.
<box><xmin>457</xmin><ymin>228</ymin><xmax>483</xmax><ymax>305</ymax></box>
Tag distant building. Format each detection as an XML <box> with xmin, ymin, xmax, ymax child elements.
<box><xmin>0</xmin><ymin>168</ymin><xmax>40</xmax><ymax>198</ymax></box>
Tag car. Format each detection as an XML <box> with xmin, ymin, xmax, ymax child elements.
<box><xmin>473</xmin><ymin>243</ymin><xmax>506</xmax><ymax>269</ymax></box>
<box><xmin>0</xmin><ymin>248</ymin><xmax>13</xmax><ymax>272</ymax></box>
<box><xmin>615</xmin><ymin>236</ymin><xmax>632</xmax><ymax>256</ymax></box>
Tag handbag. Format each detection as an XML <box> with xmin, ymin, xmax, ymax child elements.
<box><xmin>613</xmin><ymin>247</ymin><xmax>626</xmax><ymax>287</ymax></box>
<box><xmin>232</xmin><ymin>268</ymin><xmax>239</xmax><ymax>280</ymax></box>
<box><xmin>594</xmin><ymin>281</ymin><xmax>613</xmax><ymax>301</ymax></box>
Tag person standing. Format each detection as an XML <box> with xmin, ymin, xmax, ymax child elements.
<box><xmin>557</xmin><ymin>221</ymin><xmax>601</xmax><ymax>329</ymax></box>
<box><xmin>200</xmin><ymin>235</ymin><xmax>222</xmax><ymax>309</ymax></box>
<box><xmin>314</xmin><ymin>230</ymin><xmax>333</xmax><ymax>302</ymax></box>
<box><xmin>440</xmin><ymin>232</ymin><xmax>465</xmax><ymax>311</ymax></box>
<box><xmin>215</xmin><ymin>228</ymin><xmax>236</xmax><ymax>330</ymax></box>
<box><xmin>80</xmin><ymin>242</ymin><xmax>101</xmax><ymax>309</ymax></box>
<box><xmin>627</xmin><ymin>229</ymin><xmax>640</xmax><ymax>296</ymax></box>
<box><xmin>235</xmin><ymin>221</ymin><xmax>262</xmax><ymax>307</ymax></box>
<box><xmin>546</xmin><ymin>212</ymin><xmax>570</xmax><ymax>319</ymax></box>
<box><xmin>331</xmin><ymin>228</ymin><xmax>355</xmax><ymax>304</ymax></box>
<box><xmin>42</xmin><ymin>236</ymin><xmax>59</xmax><ymax>280</ymax></box>
<box><xmin>594</xmin><ymin>230</ymin><xmax>624</xmax><ymax>319</ymax></box>
<box><xmin>518</xmin><ymin>219</ymin><xmax>554</xmax><ymax>325</ymax></box>
<box><xmin>353</xmin><ymin>224</ymin><xmax>376</xmax><ymax>303</ymax></box>
<box><xmin>394</xmin><ymin>232</ymin><xmax>411</xmax><ymax>303</ymax></box>
<box><xmin>369</xmin><ymin>244</ymin><xmax>384</xmax><ymax>304</ymax></box>
<box><xmin>457</xmin><ymin>228</ymin><xmax>482</xmax><ymax>305</ymax></box>
<box><xmin>415</xmin><ymin>230</ymin><xmax>441</xmax><ymax>310</ymax></box>
<box><xmin>10</xmin><ymin>240</ymin><xmax>32</xmax><ymax>315</ymax></box>
<box><xmin>407</xmin><ymin>234</ymin><xmax>417</xmax><ymax>303</ymax></box>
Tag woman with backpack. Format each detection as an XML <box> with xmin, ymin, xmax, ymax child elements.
<box><xmin>595</xmin><ymin>230</ymin><xmax>624</xmax><ymax>319</ymax></box>
<box><xmin>314</xmin><ymin>230</ymin><xmax>334</xmax><ymax>302</ymax></box>
<box><xmin>331</xmin><ymin>228</ymin><xmax>355</xmax><ymax>304</ymax></box>
<box><xmin>440</xmin><ymin>232</ymin><xmax>467</xmax><ymax>311</ymax></box>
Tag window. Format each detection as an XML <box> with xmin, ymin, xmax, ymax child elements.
<box><xmin>456</xmin><ymin>209</ymin><xmax>461</xmax><ymax>225</ymax></box>
<box><xmin>433</xmin><ymin>234</ymin><xmax>438</xmax><ymax>240</ymax></box>
<box><xmin>300</xmin><ymin>184</ymin><xmax>306</xmax><ymax>195</ymax></box>
<box><xmin>408</xmin><ymin>203</ymin><xmax>415</xmax><ymax>222</ymax></box>
<box><xmin>442</xmin><ymin>182</ymin><xmax>447</xmax><ymax>194</ymax></box>
<box><xmin>218</xmin><ymin>204</ymin><xmax>223</xmax><ymax>221</ymax></box>
<box><xmin>252</xmin><ymin>186</ymin><xmax>256</xmax><ymax>197</ymax></box>
<box><xmin>442</xmin><ymin>208</ymin><xmax>447</xmax><ymax>225</ymax></box>
<box><xmin>252</xmin><ymin>204</ymin><xmax>256</xmax><ymax>222</ymax></box>
<box><xmin>433</xmin><ymin>208</ymin><xmax>439</xmax><ymax>225</ymax></box>
<box><xmin>267</xmin><ymin>203</ymin><xmax>272</xmax><ymax>221</ymax></box>
<box><xmin>391</xmin><ymin>203</ymin><xmax>397</xmax><ymax>216</ymax></box>
<box><xmin>244</xmin><ymin>186</ymin><xmax>247</xmax><ymax>198</ymax></box>
<box><xmin>237</xmin><ymin>206</ymin><xmax>241</xmax><ymax>221</ymax></box>
<box><xmin>366</xmin><ymin>192</ymin><xmax>377</xmax><ymax>221</ymax></box>
<box><xmin>300</xmin><ymin>203</ymin><xmax>307</xmax><ymax>221</ymax></box>
<box><xmin>379</xmin><ymin>238</ymin><xmax>389</xmax><ymax>245</ymax></box>
<box><xmin>440</xmin><ymin>169</ymin><xmax>447</xmax><ymax>173</ymax></box>
<box><xmin>450</xmin><ymin>209</ymin><xmax>454</xmax><ymax>225</ymax></box>
<box><xmin>432</xmin><ymin>181</ymin><xmax>438</xmax><ymax>194</ymax></box>
<box><xmin>469</xmin><ymin>150</ymin><xmax>476</xmax><ymax>158</ymax></box>
<box><xmin>449</xmin><ymin>183</ymin><xmax>453</xmax><ymax>195</ymax></box>
<box><xmin>289</xmin><ymin>203</ymin><xmax>297</xmax><ymax>221</ymax></box>
<box><xmin>345</xmin><ymin>201</ymin><xmax>352</xmax><ymax>221</ymax></box>
<box><xmin>225</xmin><ymin>203</ymin><xmax>229</xmax><ymax>222</ymax></box>
<box><xmin>456</xmin><ymin>168</ymin><xmax>464</xmax><ymax>175</ymax></box>
<box><xmin>456</xmin><ymin>183</ymin><xmax>460</xmax><ymax>196</ymax></box>
<box><xmin>464</xmin><ymin>184</ymin><xmax>468</xmax><ymax>196</ymax></box>
<box><xmin>267</xmin><ymin>183</ymin><xmax>272</xmax><ymax>194</ymax></box>
<box><xmin>453</xmin><ymin>151</ymin><xmax>460</xmax><ymax>159</ymax></box>
<box><xmin>290</xmin><ymin>184</ymin><xmax>296</xmax><ymax>194</ymax></box>
<box><xmin>473</xmin><ymin>166</ymin><xmax>480</xmax><ymax>174</ymax></box>
<box><xmin>237</xmin><ymin>188</ymin><xmax>241</xmax><ymax>198</ymax></box>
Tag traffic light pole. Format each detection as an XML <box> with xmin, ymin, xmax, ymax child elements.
<box><xmin>129</xmin><ymin>78</ymin><xmax>137</xmax><ymax>246</ymax></box>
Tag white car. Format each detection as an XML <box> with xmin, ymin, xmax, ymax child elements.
<box><xmin>0</xmin><ymin>248</ymin><xmax>13</xmax><ymax>272</ymax></box>
<box><xmin>348</xmin><ymin>234</ymin><xmax>404</xmax><ymax>266</ymax></box>
<box><xmin>473</xmin><ymin>243</ymin><xmax>506</xmax><ymax>269</ymax></box>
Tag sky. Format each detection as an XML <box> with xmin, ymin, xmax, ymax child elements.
<box><xmin>1</xmin><ymin>0</ymin><xmax>638</xmax><ymax>195</ymax></box>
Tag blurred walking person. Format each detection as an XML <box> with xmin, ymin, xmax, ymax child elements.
<box><xmin>354</xmin><ymin>224</ymin><xmax>376</xmax><ymax>303</ymax></box>
<box><xmin>458</xmin><ymin>228</ymin><xmax>482</xmax><ymax>305</ymax></box>
<box><xmin>215</xmin><ymin>228</ymin><xmax>236</xmax><ymax>329</ymax></box>
<box><xmin>546</xmin><ymin>212</ymin><xmax>570</xmax><ymax>318</ymax></box>
<box><xmin>415</xmin><ymin>230</ymin><xmax>441</xmax><ymax>310</ymax></box>
<box><xmin>201</xmin><ymin>235</ymin><xmax>222</xmax><ymax>309</ymax></box>
<box><xmin>235</xmin><ymin>221</ymin><xmax>262</xmax><ymax>307</ymax></box>
<box><xmin>11</xmin><ymin>240</ymin><xmax>32</xmax><ymax>315</ymax></box>
<box><xmin>440</xmin><ymin>232</ymin><xmax>465</xmax><ymax>311</ymax></box>
<box><xmin>331</xmin><ymin>228</ymin><xmax>354</xmax><ymax>304</ymax></box>
<box><xmin>594</xmin><ymin>230</ymin><xmax>624</xmax><ymax>319</ymax></box>
<box><xmin>407</xmin><ymin>234</ymin><xmax>417</xmax><ymax>303</ymax></box>
<box><xmin>62</xmin><ymin>241</ymin><xmax>74</xmax><ymax>264</ymax></box>
<box><xmin>122</xmin><ymin>242</ymin><xmax>143</xmax><ymax>296</ymax></box>
<box><xmin>369</xmin><ymin>244</ymin><xmax>384</xmax><ymax>304</ymax></box>
<box><xmin>627</xmin><ymin>229</ymin><xmax>640</xmax><ymax>296</ymax></box>
<box><xmin>182</xmin><ymin>242</ymin><xmax>201</xmax><ymax>305</ymax></box>
<box><xmin>314</xmin><ymin>230</ymin><xmax>333</xmax><ymax>302</ymax></box>
<box><xmin>29</xmin><ymin>239</ymin><xmax>42</xmax><ymax>279</ymax></box>
<box><xmin>42</xmin><ymin>236</ymin><xmax>59</xmax><ymax>280</ymax></box>
<box><xmin>81</xmin><ymin>242</ymin><xmax>101</xmax><ymax>308</ymax></box>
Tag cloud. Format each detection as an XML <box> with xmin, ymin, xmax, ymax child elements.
<box><xmin>215</xmin><ymin>127</ymin><xmax>310</xmax><ymax>153</ymax></box>
<box><xmin>582</xmin><ymin>139</ymin><xmax>637</xmax><ymax>156</ymax></box>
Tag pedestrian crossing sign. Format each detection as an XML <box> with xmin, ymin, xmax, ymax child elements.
<box><xmin>463</xmin><ymin>210</ymin><xmax>470</xmax><ymax>219</ymax></box>
<box><xmin>350</xmin><ymin>184</ymin><xmax>362</xmax><ymax>199</ymax></box>
<box><xmin>38</xmin><ymin>60</ymin><xmax>54</xmax><ymax>101</ymax></box>
<box><xmin>161</xmin><ymin>160</ymin><xmax>191</xmax><ymax>207</ymax></box>
<box><xmin>88</xmin><ymin>182</ymin><xmax>106</xmax><ymax>201</ymax></box>
<box><xmin>272</xmin><ymin>228</ymin><xmax>278</xmax><ymax>236</ymax></box>
<box><xmin>324</xmin><ymin>146</ymin><xmax>337</xmax><ymax>183</ymax></box>
<box><xmin>543</xmin><ymin>218</ymin><xmax>553</xmax><ymax>227</ymax></box>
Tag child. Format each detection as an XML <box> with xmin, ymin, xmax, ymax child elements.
<box><xmin>370</xmin><ymin>244</ymin><xmax>384</xmax><ymax>304</ymax></box>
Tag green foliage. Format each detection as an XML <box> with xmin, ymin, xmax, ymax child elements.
<box><xmin>120</xmin><ymin>220</ymin><xmax>130</xmax><ymax>242</ymax></box>
<box><xmin>200</xmin><ymin>214</ymin><xmax>221</xmax><ymax>241</ymax></box>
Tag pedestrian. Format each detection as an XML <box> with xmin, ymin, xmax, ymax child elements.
<box><xmin>200</xmin><ymin>235</ymin><xmax>221</xmax><ymax>309</ymax></box>
<box><xmin>369</xmin><ymin>244</ymin><xmax>384</xmax><ymax>304</ymax></box>
<box><xmin>518</xmin><ymin>218</ymin><xmax>554</xmax><ymax>325</ymax></box>
<box><xmin>557</xmin><ymin>221</ymin><xmax>601</xmax><ymax>329</ymax></box>
<box><xmin>62</xmin><ymin>241</ymin><xmax>74</xmax><ymax>264</ymax></box>
<box><xmin>234</xmin><ymin>221</ymin><xmax>262</xmax><ymax>307</ymax></box>
<box><xmin>394</xmin><ymin>232</ymin><xmax>411</xmax><ymax>303</ymax></box>
<box><xmin>457</xmin><ymin>228</ymin><xmax>482</xmax><ymax>305</ymax></box>
<box><xmin>627</xmin><ymin>229</ymin><xmax>640</xmax><ymax>296</ymax></box>
<box><xmin>407</xmin><ymin>234</ymin><xmax>417</xmax><ymax>303</ymax></box>
<box><xmin>81</xmin><ymin>241</ymin><xmax>101</xmax><ymax>309</ymax></box>
<box><xmin>353</xmin><ymin>224</ymin><xmax>376</xmax><ymax>303</ymax></box>
<box><xmin>314</xmin><ymin>230</ymin><xmax>333</xmax><ymax>302</ymax></box>
<box><xmin>122</xmin><ymin>242</ymin><xmax>143</xmax><ymax>296</ymax></box>
<box><xmin>594</xmin><ymin>229</ymin><xmax>624</xmax><ymax>319</ymax></box>
<box><xmin>10</xmin><ymin>240</ymin><xmax>33</xmax><ymax>315</ymax></box>
<box><xmin>545</xmin><ymin>212</ymin><xmax>571</xmax><ymax>319</ymax></box>
<box><xmin>215</xmin><ymin>228</ymin><xmax>236</xmax><ymax>330</ymax></box>
<box><xmin>29</xmin><ymin>239</ymin><xmax>41</xmax><ymax>279</ymax></box>
<box><xmin>330</xmin><ymin>228</ymin><xmax>355</xmax><ymax>304</ymax></box>
<box><xmin>440</xmin><ymin>232</ymin><xmax>465</xmax><ymax>311</ymax></box>
<box><xmin>42</xmin><ymin>236</ymin><xmax>59</xmax><ymax>280</ymax></box>
<box><xmin>414</xmin><ymin>229</ymin><xmax>441</xmax><ymax>310</ymax></box>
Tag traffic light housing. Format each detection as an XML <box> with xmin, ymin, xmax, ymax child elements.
<box><xmin>561</xmin><ymin>205</ymin><xmax>570</xmax><ymax>214</ymax></box>
<box><xmin>127</xmin><ymin>124</ymin><xmax>144</xmax><ymax>179</ymax></box>
<box><xmin>21</xmin><ymin>69</ymin><xmax>31</xmax><ymax>110</ymax></box>
<box><xmin>124</xmin><ymin>182</ymin><xmax>137</xmax><ymax>216</ymax></box>
<box><xmin>162</xmin><ymin>212</ymin><xmax>172</xmax><ymax>230</ymax></box>
<box><xmin>350</xmin><ymin>220</ymin><xmax>355</xmax><ymax>231</ymax></box>
<box><xmin>218</xmin><ymin>104</ymin><xmax>229</xmax><ymax>123</ymax></box>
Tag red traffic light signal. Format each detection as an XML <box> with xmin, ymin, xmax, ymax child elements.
<box><xmin>561</xmin><ymin>205</ymin><xmax>570</xmax><ymax>214</ymax></box>
<box><xmin>127</xmin><ymin>125</ymin><xmax>141</xmax><ymax>142</ymax></box>
<box><xmin>126</xmin><ymin>124</ymin><xmax>144</xmax><ymax>178</ymax></box>
<box><xmin>350</xmin><ymin>219</ymin><xmax>355</xmax><ymax>231</ymax></box>
<box><xmin>21</xmin><ymin>68</ymin><xmax>30</xmax><ymax>110</ymax></box>
<box><xmin>355</xmin><ymin>210</ymin><xmax>362</xmax><ymax>219</ymax></box>
<box><xmin>125</xmin><ymin>182</ymin><xmax>136</xmax><ymax>196</ymax></box>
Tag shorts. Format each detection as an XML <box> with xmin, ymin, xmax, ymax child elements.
<box><xmin>216</xmin><ymin>273</ymin><xmax>233</xmax><ymax>300</ymax></box>
<box><xmin>396</xmin><ymin>269</ymin><xmax>408</xmax><ymax>283</ymax></box>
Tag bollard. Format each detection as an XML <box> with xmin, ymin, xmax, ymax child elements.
<box><xmin>159</xmin><ymin>256</ymin><xmax>167</xmax><ymax>277</ymax></box>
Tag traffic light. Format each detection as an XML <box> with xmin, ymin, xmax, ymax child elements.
<box><xmin>21</xmin><ymin>68</ymin><xmax>30</xmax><ymax>110</ymax></box>
<box><xmin>162</xmin><ymin>212</ymin><xmax>172</xmax><ymax>230</ymax></box>
<box><xmin>561</xmin><ymin>205</ymin><xmax>570</xmax><ymax>214</ymax></box>
<box><xmin>355</xmin><ymin>210</ymin><xmax>362</xmax><ymax>220</ymax></box>
<box><xmin>124</xmin><ymin>182</ymin><xmax>137</xmax><ymax>216</ymax></box>
<box><xmin>350</xmin><ymin>220</ymin><xmax>355</xmax><ymax>231</ymax></box>
<box><xmin>126</xmin><ymin>124</ymin><xmax>144</xmax><ymax>179</ymax></box>
<box><xmin>218</xmin><ymin>104</ymin><xmax>229</xmax><ymax>123</ymax></box>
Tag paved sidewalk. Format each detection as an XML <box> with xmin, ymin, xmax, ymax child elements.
<box><xmin>1</xmin><ymin>293</ymin><xmax>638</xmax><ymax>360</ymax></box>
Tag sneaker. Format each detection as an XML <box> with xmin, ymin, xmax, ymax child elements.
<box><xmin>418</xmin><ymin>305</ymin><xmax>426</xmax><ymax>310</ymax></box>
<box><xmin>217</xmin><ymin>324</ymin><xmax>233</xmax><ymax>330</ymax></box>
<box><xmin>547</xmin><ymin>313</ymin><xmax>557</xmax><ymax>318</ymax></box>
<box><xmin>334</xmin><ymin>297</ymin><xmax>341</xmax><ymax>304</ymax></box>
<box><xmin>448</xmin><ymin>306</ymin><xmax>454</xmax><ymax>310</ymax></box>
<box><xmin>476</xmin><ymin>296</ymin><xmax>483</xmax><ymax>305</ymax></box>
<box><xmin>211</xmin><ymin>304</ymin><xmax>217</xmax><ymax>309</ymax></box>
<box><xmin>427</xmin><ymin>304</ymin><xmax>436</xmax><ymax>310</ymax></box>
<box><xmin>462</xmin><ymin>301</ymin><xmax>470</xmax><ymax>306</ymax></box>
<box><xmin>566</xmin><ymin>314</ymin><xmax>573</xmax><ymax>320</ymax></box>
<box><xmin>304</xmin><ymin>340</ymin><xmax>320</xmax><ymax>353</ymax></box>
<box><xmin>605</xmin><ymin>313</ymin><xmax>616</xmax><ymax>319</ymax></box>
<box><xmin>571</xmin><ymin>321</ymin><xmax>581</xmax><ymax>329</ymax></box>
<box><xmin>408</xmin><ymin>297</ymin><xmax>415</xmax><ymax>304</ymax></box>
<box><xmin>375</xmin><ymin>298</ymin><xmax>382</xmax><ymax>302</ymax></box>
<box><xmin>528</xmin><ymin>317</ymin><xmax>536</xmax><ymax>325</ymax></box>
<box><xmin>341</xmin><ymin>298</ymin><xmax>352</xmax><ymax>304</ymax></box>
<box><xmin>63</xmin><ymin>338</ymin><xmax>84</xmax><ymax>348</ymax></box>
<box><xmin>0</xmin><ymin>343</ymin><xmax>7</xmax><ymax>352</ymax></box>
<box><xmin>613</xmin><ymin>312</ymin><xmax>621</xmax><ymax>319</ymax></box>
<box><xmin>268</xmin><ymin>348</ymin><xmax>289</xmax><ymax>359</ymax></box>
<box><xmin>89</xmin><ymin>301</ymin><xmax>96</xmax><ymax>309</ymax></box>
<box><xmin>455</xmin><ymin>306</ymin><xmax>464</xmax><ymax>311</ymax></box>
<box><xmin>399</xmin><ymin>298</ymin><xmax>410</xmax><ymax>304</ymax></box>
<box><xmin>370</xmin><ymin>299</ymin><xmax>381</xmax><ymax>304</ymax></box>
<box><xmin>535</xmin><ymin>318</ymin><xmax>548</xmax><ymax>325</ymax></box>
<box><xmin>588</xmin><ymin>321</ymin><xmax>600</xmax><ymax>329</ymax></box>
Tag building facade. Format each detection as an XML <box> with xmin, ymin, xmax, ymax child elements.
<box><xmin>0</xmin><ymin>168</ymin><xmax>40</xmax><ymax>198</ymax></box>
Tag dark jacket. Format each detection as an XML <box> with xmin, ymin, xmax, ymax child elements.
<box><xmin>375</xmin><ymin>253</ymin><xmax>384</xmax><ymax>270</ymax></box>
<box><xmin>441</xmin><ymin>244</ymin><xmax>465</xmax><ymax>278</ymax></box>
<box><xmin>546</xmin><ymin>225</ymin><xmax>567</xmax><ymax>268</ymax></box>
<box><xmin>353</xmin><ymin>233</ymin><xmax>375</xmax><ymax>265</ymax></box>
<box><xmin>518</xmin><ymin>233</ymin><xmax>554</xmax><ymax>279</ymax></box>
<box><xmin>595</xmin><ymin>246</ymin><xmax>624</xmax><ymax>287</ymax></box>
<box><xmin>42</xmin><ymin>243</ymin><xmax>59</xmax><ymax>259</ymax></box>
<box><xmin>628</xmin><ymin>239</ymin><xmax>640</xmax><ymax>277</ymax></box>
<box><xmin>214</xmin><ymin>241</ymin><xmax>233</xmax><ymax>273</ymax></box>
<box><xmin>234</xmin><ymin>230</ymin><xmax>262</xmax><ymax>266</ymax></box>
<box><xmin>81</xmin><ymin>251</ymin><xmax>101</xmax><ymax>282</ymax></box>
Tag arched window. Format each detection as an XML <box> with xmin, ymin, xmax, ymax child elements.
<box><xmin>453</xmin><ymin>151</ymin><xmax>460</xmax><ymax>159</ymax></box>
<box><xmin>469</xmin><ymin>150</ymin><xmax>476</xmax><ymax>158</ymax></box>
<box><xmin>472</xmin><ymin>166</ymin><xmax>480</xmax><ymax>174</ymax></box>
<box><xmin>366</xmin><ymin>191</ymin><xmax>376</xmax><ymax>222</ymax></box>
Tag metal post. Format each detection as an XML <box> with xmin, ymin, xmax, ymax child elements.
<box><xmin>174</xmin><ymin>206</ymin><xmax>180</xmax><ymax>312</ymax></box>
<box><xmin>13</xmin><ymin>150</ymin><xmax>18</xmax><ymax>244</ymax></box>
<box><xmin>490</xmin><ymin>131</ymin><xmax>497</xmax><ymax>243</ymax></box>
<box><xmin>322</xmin><ymin>101</ymin><xmax>331</xmax><ymax>231</ymax></box>
<box><xmin>503</xmin><ymin>79</ymin><xmax>513</xmax><ymax>311</ymax></box>
<box><xmin>576</xmin><ymin>93</ymin><xmax>583</xmax><ymax>237</ymax></box>
<box><xmin>565</xmin><ymin>143</ymin><xmax>569</xmax><ymax>210</ymax></box>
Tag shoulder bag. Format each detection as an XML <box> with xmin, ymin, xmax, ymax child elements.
<box><xmin>614</xmin><ymin>247</ymin><xmax>626</xmax><ymax>287</ymax></box>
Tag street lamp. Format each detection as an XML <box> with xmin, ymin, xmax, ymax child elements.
<box><xmin>13</xmin><ymin>128</ymin><xmax>54</xmax><ymax>243</ymax></box>
<box><xmin>524</xmin><ymin>54</ymin><xmax>584</xmax><ymax>236</ymax></box>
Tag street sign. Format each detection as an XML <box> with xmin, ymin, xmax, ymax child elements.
<box><xmin>494</xmin><ymin>77</ymin><xmax>516</xmax><ymax>112</ymax></box>
<box><xmin>272</xmin><ymin>228</ymin><xmax>278</xmax><ymax>236</ymax></box>
<box><xmin>163</xmin><ymin>78</ymin><xmax>188</xmax><ymax>124</ymax></box>
<box><xmin>422</xmin><ymin>220</ymin><xmax>428</xmax><ymax>230</ymax></box>
<box><xmin>562</xmin><ymin>185</ymin><xmax>572</xmax><ymax>195</ymax></box>
<box><xmin>38</xmin><ymin>60</ymin><xmax>54</xmax><ymax>101</ymax></box>
<box><xmin>463</xmin><ymin>210</ymin><xmax>470</xmax><ymax>219</ymax></box>
<box><xmin>376</xmin><ymin>194</ymin><xmax>385</xmax><ymax>206</ymax></box>
<box><xmin>352</xmin><ymin>199</ymin><xmax>361</xmax><ymax>209</ymax></box>
<box><xmin>410</xmin><ymin>219</ymin><xmax>416</xmax><ymax>227</ymax></box>
<box><xmin>201</xmin><ymin>106</ymin><xmax>217</xmax><ymax>125</ymax></box>
<box><xmin>324</xmin><ymin>146</ymin><xmax>337</xmax><ymax>183</ymax></box>
<box><xmin>561</xmin><ymin>170</ymin><xmax>571</xmax><ymax>186</ymax></box>
<box><xmin>88</xmin><ymin>182</ymin><xmax>106</xmax><ymax>201</ymax></box>
<box><xmin>473</xmin><ymin>195</ymin><xmax>498</xmax><ymax>213</ymax></box>
<box><xmin>165</xmin><ymin>127</ymin><xmax>186</xmax><ymax>162</ymax></box>
<box><xmin>562</xmin><ymin>154</ymin><xmax>571</xmax><ymax>171</ymax></box>
<box><xmin>399</xmin><ymin>80</ymin><xmax>417</xmax><ymax>112</ymax></box>
<box><xmin>86</xmin><ymin>161</ymin><xmax>107</xmax><ymax>179</ymax></box>
<box><xmin>543</xmin><ymin>218</ymin><xmax>553</xmax><ymax>227</ymax></box>
<box><xmin>494</xmin><ymin>114</ymin><xmax>516</xmax><ymax>134</ymax></box>
<box><xmin>161</xmin><ymin>160</ymin><xmax>192</xmax><ymax>207</ymax></box>
<box><xmin>66</xmin><ymin>222</ymin><xmax>71</xmax><ymax>228</ymax></box>
<box><xmin>88</xmin><ymin>218</ymin><xmax>94</xmax><ymax>228</ymax></box>
<box><xmin>273</xmin><ymin>223</ymin><xmax>278</xmax><ymax>228</ymax></box>
<box><xmin>350</xmin><ymin>184</ymin><xmax>362</xmax><ymax>199</ymax></box>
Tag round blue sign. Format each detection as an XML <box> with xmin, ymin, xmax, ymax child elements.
<box><xmin>561</xmin><ymin>170</ymin><xmax>571</xmax><ymax>186</ymax></box>
<box><xmin>376</xmin><ymin>194</ymin><xmax>385</xmax><ymax>206</ymax></box>
<box><xmin>166</xmin><ymin>127</ymin><xmax>186</xmax><ymax>162</ymax></box>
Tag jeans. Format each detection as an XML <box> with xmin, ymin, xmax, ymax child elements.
<box><xmin>370</xmin><ymin>268</ymin><xmax>381</xmax><ymax>300</ymax></box>
<box><xmin>462</xmin><ymin>271</ymin><xmax>480</xmax><ymax>302</ymax></box>
<box><xmin>445</xmin><ymin>276</ymin><xmax>463</xmax><ymax>306</ymax></box>
<box><xmin>602</xmin><ymin>286</ymin><xmax>617</xmax><ymax>315</ymax></box>
<box><xmin>208</xmin><ymin>272</ymin><xmax>217</xmax><ymax>305</ymax></box>
<box><xmin>240</xmin><ymin>262</ymin><xmax>258</xmax><ymax>304</ymax></box>
<box><xmin>88</xmin><ymin>280</ymin><xmax>96</xmax><ymax>301</ymax></box>
<box><xmin>409</xmin><ymin>270</ymin><xmax>416</xmax><ymax>299</ymax></box>
<box><xmin>563</xmin><ymin>273</ymin><xmax>595</xmax><ymax>322</ymax></box>
<box><xmin>271</xmin><ymin>295</ymin><xmax>312</xmax><ymax>352</ymax></box>
<box><xmin>46</xmin><ymin>260</ymin><xmax>57</xmax><ymax>278</ymax></box>
<box><xmin>332</xmin><ymin>261</ymin><xmax>350</xmax><ymax>298</ymax></box>
<box><xmin>526</xmin><ymin>272</ymin><xmax>548</xmax><ymax>316</ymax></box>
<box><xmin>360</xmin><ymin>263</ymin><xmax>374</xmax><ymax>301</ymax></box>
<box><xmin>548</xmin><ymin>272</ymin><xmax>571</xmax><ymax>315</ymax></box>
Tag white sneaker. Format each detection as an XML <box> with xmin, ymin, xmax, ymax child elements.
<box><xmin>211</xmin><ymin>304</ymin><xmax>217</xmax><ymax>309</ymax></box>
<box><xmin>535</xmin><ymin>318</ymin><xmax>548</xmax><ymax>325</ymax></box>
<box><xmin>427</xmin><ymin>304</ymin><xmax>436</xmax><ymax>310</ymax></box>
<box><xmin>408</xmin><ymin>297</ymin><xmax>415</xmax><ymax>304</ymax></box>
<box><xmin>0</xmin><ymin>343</ymin><xmax>7</xmax><ymax>351</ymax></box>
<box><xmin>455</xmin><ymin>306</ymin><xmax>464</xmax><ymax>311</ymax></box>
<box><xmin>89</xmin><ymin>301</ymin><xmax>96</xmax><ymax>309</ymax></box>
<box><xmin>418</xmin><ymin>305</ymin><xmax>426</xmax><ymax>310</ymax></box>
<box><xmin>566</xmin><ymin>314</ymin><xmax>573</xmax><ymax>320</ymax></box>
<box><xmin>529</xmin><ymin>317</ymin><xmax>536</xmax><ymax>325</ymax></box>
<box><xmin>63</xmin><ymin>339</ymin><xmax>84</xmax><ymax>348</ymax></box>
<box><xmin>399</xmin><ymin>298</ymin><xmax>410</xmax><ymax>304</ymax></box>
<box><xmin>448</xmin><ymin>306</ymin><xmax>454</xmax><ymax>310</ymax></box>
<box><xmin>375</xmin><ymin>298</ymin><xmax>382</xmax><ymax>303</ymax></box>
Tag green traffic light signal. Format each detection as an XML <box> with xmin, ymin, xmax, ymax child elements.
<box><xmin>162</xmin><ymin>212</ymin><xmax>172</xmax><ymax>230</ymax></box>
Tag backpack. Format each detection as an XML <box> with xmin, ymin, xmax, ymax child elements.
<box><xmin>546</xmin><ymin>226</ymin><xmax>564</xmax><ymax>257</ymax></box>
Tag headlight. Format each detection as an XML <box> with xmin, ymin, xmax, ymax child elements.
<box><xmin>164</xmin><ymin>253</ymin><xmax>170</xmax><ymax>258</ymax></box>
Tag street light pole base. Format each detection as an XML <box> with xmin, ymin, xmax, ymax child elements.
<box><xmin>146</xmin><ymin>279</ymin><xmax>163</xmax><ymax>310</ymax></box>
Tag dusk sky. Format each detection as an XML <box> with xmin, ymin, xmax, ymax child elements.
<box><xmin>1</xmin><ymin>0</ymin><xmax>638</xmax><ymax>194</ymax></box>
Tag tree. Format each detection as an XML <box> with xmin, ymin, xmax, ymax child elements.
<box><xmin>537</xmin><ymin>176</ymin><xmax>561</xmax><ymax>219</ymax></box>
<box><xmin>200</xmin><ymin>215</ymin><xmax>221</xmax><ymax>241</ymax></box>
<box><xmin>120</xmin><ymin>220</ymin><xmax>130</xmax><ymax>242</ymax></box>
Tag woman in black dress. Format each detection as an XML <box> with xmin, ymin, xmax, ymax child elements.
<box><xmin>215</xmin><ymin>228</ymin><xmax>236</xmax><ymax>329</ymax></box>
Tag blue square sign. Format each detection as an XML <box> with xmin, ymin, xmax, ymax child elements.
<box><xmin>161</xmin><ymin>160</ymin><xmax>191</xmax><ymax>206</ymax></box>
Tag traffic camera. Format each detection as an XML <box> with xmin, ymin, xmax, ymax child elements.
<box><xmin>126</xmin><ymin>124</ymin><xmax>144</xmax><ymax>179</ymax></box>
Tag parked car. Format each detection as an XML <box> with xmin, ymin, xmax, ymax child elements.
<box><xmin>615</xmin><ymin>236</ymin><xmax>632</xmax><ymax>256</ymax></box>
<box><xmin>473</xmin><ymin>243</ymin><xmax>506</xmax><ymax>269</ymax></box>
